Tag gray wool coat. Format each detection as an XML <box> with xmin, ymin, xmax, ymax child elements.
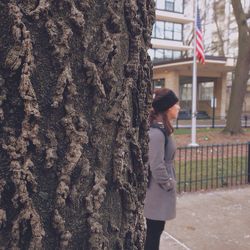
<box><xmin>144</xmin><ymin>127</ymin><xmax>177</xmax><ymax>221</ymax></box>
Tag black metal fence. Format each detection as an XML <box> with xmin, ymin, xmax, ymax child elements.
<box><xmin>175</xmin><ymin>142</ymin><xmax>250</xmax><ymax>193</ymax></box>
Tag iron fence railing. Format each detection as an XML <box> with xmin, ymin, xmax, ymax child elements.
<box><xmin>175</xmin><ymin>142</ymin><xmax>250</xmax><ymax>193</ymax></box>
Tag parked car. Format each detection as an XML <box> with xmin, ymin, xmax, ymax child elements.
<box><xmin>196</xmin><ymin>111</ymin><xmax>210</xmax><ymax>119</ymax></box>
<box><xmin>177</xmin><ymin>110</ymin><xmax>210</xmax><ymax>120</ymax></box>
<box><xmin>178</xmin><ymin>110</ymin><xmax>191</xmax><ymax>120</ymax></box>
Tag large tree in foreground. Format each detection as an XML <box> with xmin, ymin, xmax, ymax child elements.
<box><xmin>223</xmin><ymin>0</ymin><xmax>250</xmax><ymax>134</ymax></box>
<box><xmin>0</xmin><ymin>1</ymin><xmax>154</xmax><ymax>249</ymax></box>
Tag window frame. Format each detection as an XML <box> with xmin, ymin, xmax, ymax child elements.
<box><xmin>155</xmin><ymin>0</ymin><xmax>184</xmax><ymax>14</ymax></box>
<box><xmin>152</xmin><ymin>21</ymin><xmax>183</xmax><ymax>41</ymax></box>
<box><xmin>149</xmin><ymin>48</ymin><xmax>182</xmax><ymax>62</ymax></box>
<box><xmin>153</xmin><ymin>78</ymin><xmax>165</xmax><ymax>89</ymax></box>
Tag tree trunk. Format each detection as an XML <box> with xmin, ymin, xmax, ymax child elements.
<box><xmin>223</xmin><ymin>0</ymin><xmax>250</xmax><ymax>134</ymax></box>
<box><xmin>0</xmin><ymin>1</ymin><xmax>155</xmax><ymax>249</ymax></box>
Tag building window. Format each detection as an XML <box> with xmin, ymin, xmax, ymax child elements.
<box><xmin>155</xmin><ymin>0</ymin><xmax>165</xmax><ymax>10</ymax></box>
<box><xmin>155</xmin><ymin>0</ymin><xmax>184</xmax><ymax>13</ymax></box>
<box><xmin>154</xmin><ymin>21</ymin><xmax>165</xmax><ymax>39</ymax></box>
<box><xmin>180</xmin><ymin>82</ymin><xmax>214</xmax><ymax>101</ymax></box>
<box><xmin>173</xmin><ymin>23</ymin><xmax>182</xmax><ymax>40</ymax></box>
<box><xmin>180</xmin><ymin>83</ymin><xmax>192</xmax><ymax>101</ymax></box>
<box><xmin>152</xmin><ymin>21</ymin><xmax>183</xmax><ymax>41</ymax></box>
<box><xmin>155</xmin><ymin>49</ymin><xmax>165</xmax><ymax>60</ymax></box>
<box><xmin>165</xmin><ymin>0</ymin><xmax>174</xmax><ymax>11</ymax></box>
<box><xmin>174</xmin><ymin>0</ymin><xmax>184</xmax><ymax>13</ymax></box>
<box><xmin>148</xmin><ymin>48</ymin><xmax>182</xmax><ymax>62</ymax></box>
<box><xmin>173</xmin><ymin>51</ymin><xmax>182</xmax><ymax>59</ymax></box>
<box><xmin>199</xmin><ymin>82</ymin><xmax>214</xmax><ymax>100</ymax></box>
<box><xmin>153</xmin><ymin>79</ymin><xmax>165</xmax><ymax>89</ymax></box>
<box><xmin>165</xmin><ymin>22</ymin><xmax>174</xmax><ymax>40</ymax></box>
<box><xmin>148</xmin><ymin>49</ymin><xmax>155</xmax><ymax>60</ymax></box>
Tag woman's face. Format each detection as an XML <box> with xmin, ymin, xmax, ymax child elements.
<box><xmin>166</xmin><ymin>103</ymin><xmax>180</xmax><ymax>120</ymax></box>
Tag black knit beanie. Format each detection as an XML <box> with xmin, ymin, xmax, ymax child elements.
<box><xmin>152</xmin><ymin>90</ymin><xmax>179</xmax><ymax>113</ymax></box>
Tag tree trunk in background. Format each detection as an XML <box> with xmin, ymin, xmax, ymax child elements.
<box><xmin>0</xmin><ymin>1</ymin><xmax>154</xmax><ymax>249</ymax></box>
<box><xmin>223</xmin><ymin>0</ymin><xmax>250</xmax><ymax>134</ymax></box>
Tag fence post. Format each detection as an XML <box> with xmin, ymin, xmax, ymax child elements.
<box><xmin>248</xmin><ymin>142</ymin><xmax>250</xmax><ymax>183</ymax></box>
<box><xmin>212</xmin><ymin>100</ymin><xmax>215</xmax><ymax>128</ymax></box>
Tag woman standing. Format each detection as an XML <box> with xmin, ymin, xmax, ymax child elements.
<box><xmin>144</xmin><ymin>88</ymin><xmax>180</xmax><ymax>250</ymax></box>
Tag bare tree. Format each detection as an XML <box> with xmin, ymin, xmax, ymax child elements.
<box><xmin>0</xmin><ymin>1</ymin><xmax>154</xmax><ymax>249</ymax></box>
<box><xmin>223</xmin><ymin>0</ymin><xmax>250</xmax><ymax>134</ymax></box>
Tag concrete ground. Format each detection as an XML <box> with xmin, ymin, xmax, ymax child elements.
<box><xmin>160</xmin><ymin>186</ymin><xmax>250</xmax><ymax>250</ymax></box>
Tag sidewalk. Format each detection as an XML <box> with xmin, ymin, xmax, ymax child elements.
<box><xmin>160</xmin><ymin>186</ymin><xmax>250</xmax><ymax>250</ymax></box>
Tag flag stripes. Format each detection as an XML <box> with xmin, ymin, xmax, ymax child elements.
<box><xmin>196</xmin><ymin>8</ymin><xmax>205</xmax><ymax>64</ymax></box>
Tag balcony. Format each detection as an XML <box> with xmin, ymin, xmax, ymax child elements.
<box><xmin>152</xmin><ymin>38</ymin><xmax>192</xmax><ymax>51</ymax></box>
<box><xmin>155</xmin><ymin>9</ymin><xmax>194</xmax><ymax>24</ymax></box>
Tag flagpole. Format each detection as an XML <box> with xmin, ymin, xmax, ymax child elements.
<box><xmin>189</xmin><ymin>0</ymin><xmax>199</xmax><ymax>147</ymax></box>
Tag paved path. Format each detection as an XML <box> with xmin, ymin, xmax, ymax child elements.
<box><xmin>160</xmin><ymin>186</ymin><xmax>250</xmax><ymax>250</ymax></box>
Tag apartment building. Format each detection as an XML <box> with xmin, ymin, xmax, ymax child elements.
<box><xmin>148</xmin><ymin>0</ymin><xmax>193</xmax><ymax>63</ymax></box>
<box><xmin>150</xmin><ymin>0</ymin><xmax>236</xmax><ymax>119</ymax></box>
<box><xmin>195</xmin><ymin>0</ymin><xmax>250</xmax><ymax>115</ymax></box>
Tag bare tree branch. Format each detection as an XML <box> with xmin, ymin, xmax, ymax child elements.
<box><xmin>232</xmin><ymin>0</ymin><xmax>250</xmax><ymax>33</ymax></box>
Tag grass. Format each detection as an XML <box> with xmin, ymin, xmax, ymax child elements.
<box><xmin>175</xmin><ymin>156</ymin><xmax>248</xmax><ymax>193</ymax></box>
<box><xmin>174</xmin><ymin>127</ymin><xmax>250</xmax><ymax>135</ymax></box>
<box><xmin>174</xmin><ymin>127</ymin><xmax>221</xmax><ymax>135</ymax></box>
<box><xmin>173</xmin><ymin>127</ymin><xmax>250</xmax><ymax>192</ymax></box>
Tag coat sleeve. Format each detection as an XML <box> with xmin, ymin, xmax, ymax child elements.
<box><xmin>149</xmin><ymin>129</ymin><xmax>171</xmax><ymax>185</ymax></box>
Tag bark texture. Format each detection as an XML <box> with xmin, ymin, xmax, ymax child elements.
<box><xmin>224</xmin><ymin>0</ymin><xmax>250</xmax><ymax>134</ymax></box>
<box><xmin>0</xmin><ymin>0</ymin><xmax>155</xmax><ymax>249</ymax></box>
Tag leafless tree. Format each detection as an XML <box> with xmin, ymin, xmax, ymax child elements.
<box><xmin>223</xmin><ymin>0</ymin><xmax>250</xmax><ymax>134</ymax></box>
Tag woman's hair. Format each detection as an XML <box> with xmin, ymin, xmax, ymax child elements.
<box><xmin>149</xmin><ymin>88</ymin><xmax>178</xmax><ymax>135</ymax></box>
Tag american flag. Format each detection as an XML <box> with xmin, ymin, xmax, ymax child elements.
<box><xmin>196</xmin><ymin>8</ymin><xmax>205</xmax><ymax>64</ymax></box>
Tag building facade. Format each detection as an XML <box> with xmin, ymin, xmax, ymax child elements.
<box><xmin>149</xmin><ymin>0</ymin><xmax>193</xmax><ymax>63</ymax></box>
<box><xmin>150</xmin><ymin>0</ymin><xmax>250</xmax><ymax>119</ymax></box>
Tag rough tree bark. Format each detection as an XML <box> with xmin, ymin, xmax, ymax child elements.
<box><xmin>223</xmin><ymin>0</ymin><xmax>250</xmax><ymax>134</ymax></box>
<box><xmin>0</xmin><ymin>0</ymin><xmax>154</xmax><ymax>249</ymax></box>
